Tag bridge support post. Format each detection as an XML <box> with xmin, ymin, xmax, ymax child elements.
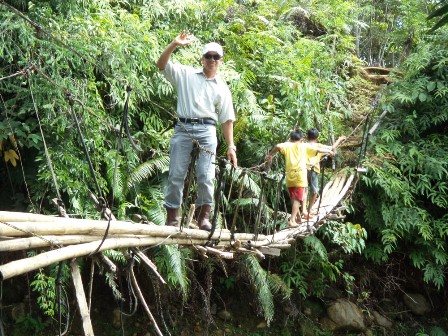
<box><xmin>71</xmin><ymin>258</ymin><xmax>95</xmax><ymax>336</ymax></box>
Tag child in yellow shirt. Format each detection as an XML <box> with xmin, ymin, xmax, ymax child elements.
<box><xmin>306</xmin><ymin>129</ymin><xmax>345</xmax><ymax>214</ymax></box>
<box><xmin>266</xmin><ymin>130</ymin><xmax>334</xmax><ymax>228</ymax></box>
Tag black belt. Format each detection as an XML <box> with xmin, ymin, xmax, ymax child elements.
<box><xmin>178</xmin><ymin>118</ymin><xmax>216</xmax><ymax>126</ymax></box>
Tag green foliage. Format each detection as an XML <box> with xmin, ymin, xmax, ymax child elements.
<box><xmin>279</xmin><ymin>238</ymin><xmax>345</xmax><ymax>298</ymax></box>
<box><xmin>361</xmin><ymin>31</ymin><xmax>448</xmax><ymax>288</ymax></box>
<box><xmin>154</xmin><ymin>245</ymin><xmax>190</xmax><ymax>301</ymax></box>
<box><xmin>427</xmin><ymin>0</ymin><xmax>448</xmax><ymax>32</ymax></box>
<box><xmin>355</xmin><ymin>0</ymin><xmax>430</xmax><ymax>67</ymax></box>
<box><xmin>3</xmin><ymin>0</ymin><xmax>446</xmax><ymax>330</ymax></box>
<box><xmin>218</xmin><ymin>274</ymin><xmax>236</xmax><ymax>289</ymax></box>
<box><xmin>30</xmin><ymin>271</ymin><xmax>56</xmax><ymax>317</ymax></box>
<box><xmin>319</xmin><ymin>221</ymin><xmax>367</xmax><ymax>254</ymax></box>
<box><xmin>241</xmin><ymin>254</ymin><xmax>292</xmax><ymax>326</ymax></box>
<box><xmin>12</xmin><ymin>315</ymin><xmax>48</xmax><ymax>336</ymax></box>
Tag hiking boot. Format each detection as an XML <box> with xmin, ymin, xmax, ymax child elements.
<box><xmin>195</xmin><ymin>204</ymin><xmax>212</xmax><ymax>231</ymax></box>
<box><xmin>165</xmin><ymin>207</ymin><xmax>179</xmax><ymax>227</ymax></box>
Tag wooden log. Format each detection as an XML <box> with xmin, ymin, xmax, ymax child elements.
<box><xmin>268</xmin><ymin>243</ymin><xmax>292</xmax><ymax>249</ymax></box>
<box><xmin>97</xmin><ymin>253</ymin><xmax>117</xmax><ymax>273</ymax></box>
<box><xmin>0</xmin><ymin>235</ymin><xmax>100</xmax><ymax>251</ymax></box>
<box><xmin>205</xmin><ymin>246</ymin><xmax>234</xmax><ymax>259</ymax></box>
<box><xmin>236</xmin><ymin>247</ymin><xmax>265</xmax><ymax>260</ymax></box>
<box><xmin>193</xmin><ymin>245</ymin><xmax>208</xmax><ymax>258</ymax></box>
<box><xmin>71</xmin><ymin>259</ymin><xmax>94</xmax><ymax>336</ymax></box>
<box><xmin>0</xmin><ymin>211</ymin><xmax>60</xmax><ymax>222</ymax></box>
<box><xmin>0</xmin><ymin>215</ymin><xmax>267</xmax><ymax>243</ymax></box>
<box><xmin>0</xmin><ymin>237</ymin><xmax>207</xmax><ymax>280</ymax></box>
<box><xmin>258</xmin><ymin>246</ymin><xmax>281</xmax><ymax>256</ymax></box>
<box><xmin>129</xmin><ymin>265</ymin><xmax>163</xmax><ymax>336</ymax></box>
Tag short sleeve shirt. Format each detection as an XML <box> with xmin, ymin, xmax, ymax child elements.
<box><xmin>161</xmin><ymin>61</ymin><xmax>235</xmax><ymax>124</ymax></box>
<box><xmin>277</xmin><ymin>142</ymin><xmax>319</xmax><ymax>187</ymax></box>
<box><xmin>306</xmin><ymin>143</ymin><xmax>332</xmax><ymax>174</ymax></box>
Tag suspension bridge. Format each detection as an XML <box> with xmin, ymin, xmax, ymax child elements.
<box><xmin>0</xmin><ymin>2</ymin><xmax>386</xmax><ymax>334</ymax></box>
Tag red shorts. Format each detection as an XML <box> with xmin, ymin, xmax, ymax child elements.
<box><xmin>288</xmin><ymin>187</ymin><xmax>305</xmax><ymax>201</ymax></box>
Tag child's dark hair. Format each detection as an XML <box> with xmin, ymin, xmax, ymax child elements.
<box><xmin>307</xmin><ymin>128</ymin><xmax>319</xmax><ymax>140</ymax></box>
<box><xmin>290</xmin><ymin>129</ymin><xmax>303</xmax><ymax>141</ymax></box>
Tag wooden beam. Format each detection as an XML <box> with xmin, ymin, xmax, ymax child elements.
<box><xmin>71</xmin><ymin>258</ymin><xmax>94</xmax><ymax>336</ymax></box>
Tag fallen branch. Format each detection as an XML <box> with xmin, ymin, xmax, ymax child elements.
<box><xmin>131</xmin><ymin>248</ymin><xmax>166</xmax><ymax>284</ymax></box>
<box><xmin>129</xmin><ymin>262</ymin><xmax>163</xmax><ymax>336</ymax></box>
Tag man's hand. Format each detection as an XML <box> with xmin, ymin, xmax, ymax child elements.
<box><xmin>173</xmin><ymin>31</ymin><xmax>192</xmax><ymax>48</ymax></box>
<box><xmin>227</xmin><ymin>148</ymin><xmax>237</xmax><ymax>168</ymax></box>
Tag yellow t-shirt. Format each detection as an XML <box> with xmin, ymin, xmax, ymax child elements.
<box><xmin>277</xmin><ymin>142</ymin><xmax>319</xmax><ymax>187</ymax></box>
<box><xmin>306</xmin><ymin>143</ymin><xmax>332</xmax><ymax>174</ymax></box>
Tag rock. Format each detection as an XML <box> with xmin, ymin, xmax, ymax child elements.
<box><xmin>193</xmin><ymin>323</ymin><xmax>203</xmax><ymax>335</ymax></box>
<box><xmin>211</xmin><ymin>330</ymin><xmax>225</xmax><ymax>336</ymax></box>
<box><xmin>322</xmin><ymin>298</ymin><xmax>365</xmax><ymax>332</ymax></box>
<box><xmin>256</xmin><ymin>320</ymin><xmax>267</xmax><ymax>329</ymax></box>
<box><xmin>303</xmin><ymin>298</ymin><xmax>326</xmax><ymax>319</ymax></box>
<box><xmin>372</xmin><ymin>310</ymin><xmax>393</xmax><ymax>328</ymax></box>
<box><xmin>364</xmin><ymin>329</ymin><xmax>375</xmax><ymax>336</ymax></box>
<box><xmin>217</xmin><ymin>309</ymin><xmax>232</xmax><ymax>321</ymax></box>
<box><xmin>320</xmin><ymin>316</ymin><xmax>338</xmax><ymax>331</ymax></box>
<box><xmin>403</xmin><ymin>293</ymin><xmax>431</xmax><ymax>316</ymax></box>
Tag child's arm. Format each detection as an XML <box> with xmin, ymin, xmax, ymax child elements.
<box><xmin>313</xmin><ymin>145</ymin><xmax>335</xmax><ymax>157</ymax></box>
<box><xmin>265</xmin><ymin>145</ymin><xmax>281</xmax><ymax>163</ymax></box>
<box><xmin>331</xmin><ymin>136</ymin><xmax>346</xmax><ymax>150</ymax></box>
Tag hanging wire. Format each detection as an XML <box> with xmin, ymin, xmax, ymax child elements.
<box><xmin>54</xmin><ymin>261</ymin><xmax>70</xmax><ymax>336</ymax></box>
<box><xmin>206</xmin><ymin>157</ymin><xmax>227</xmax><ymax>243</ymax></box>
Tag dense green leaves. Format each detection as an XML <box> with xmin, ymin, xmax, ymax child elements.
<box><xmin>361</xmin><ymin>31</ymin><xmax>448</xmax><ymax>288</ymax></box>
<box><xmin>2</xmin><ymin>0</ymin><xmax>448</xmax><ymax>331</ymax></box>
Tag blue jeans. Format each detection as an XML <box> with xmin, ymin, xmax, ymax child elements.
<box><xmin>164</xmin><ymin>123</ymin><xmax>217</xmax><ymax>209</ymax></box>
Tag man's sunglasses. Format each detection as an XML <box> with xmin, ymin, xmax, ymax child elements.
<box><xmin>203</xmin><ymin>53</ymin><xmax>222</xmax><ymax>60</ymax></box>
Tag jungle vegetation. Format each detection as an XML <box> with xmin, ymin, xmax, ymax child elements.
<box><xmin>0</xmin><ymin>0</ymin><xmax>447</xmax><ymax>335</ymax></box>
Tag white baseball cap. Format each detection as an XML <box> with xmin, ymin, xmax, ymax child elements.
<box><xmin>202</xmin><ymin>42</ymin><xmax>224</xmax><ymax>57</ymax></box>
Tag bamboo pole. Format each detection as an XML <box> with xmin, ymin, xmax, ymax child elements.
<box><xmin>0</xmin><ymin>237</ymin><xmax>206</xmax><ymax>280</ymax></box>
<box><xmin>0</xmin><ymin>216</ymin><xmax>267</xmax><ymax>243</ymax></box>
<box><xmin>71</xmin><ymin>259</ymin><xmax>95</xmax><ymax>336</ymax></box>
<box><xmin>129</xmin><ymin>265</ymin><xmax>163</xmax><ymax>336</ymax></box>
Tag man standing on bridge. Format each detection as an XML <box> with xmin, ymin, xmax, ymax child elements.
<box><xmin>156</xmin><ymin>31</ymin><xmax>237</xmax><ymax>231</ymax></box>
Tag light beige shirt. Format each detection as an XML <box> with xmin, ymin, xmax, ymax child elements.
<box><xmin>161</xmin><ymin>61</ymin><xmax>235</xmax><ymax>124</ymax></box>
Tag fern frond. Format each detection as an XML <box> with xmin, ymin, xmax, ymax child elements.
<box><xmin>104</xmin><ymin>149</ymin><xmax>125</xmax><ymax>201</ymax></box>
<box><xmin>241</xmin><ymin>254</ymin><xmax>275</xmax><ymax>325</ymax></box>
<box><xmin>126</xmin><ymin>155</ymin><xmax>169</xmax><ymax>191</ymax></box>
<box><xmin>268</xmin><ymin>273</ymin><xmax>292</xmax><ymax>300</ymax></box>
<box><xmin>154</xmin><ymin>245</ymin><xmax>190</xmax><ymax>301</ymax></box>
<box><xmin>303</xmin><ymin>236</ymin><xmax>328</xmax><ymax>260</ymax></box>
